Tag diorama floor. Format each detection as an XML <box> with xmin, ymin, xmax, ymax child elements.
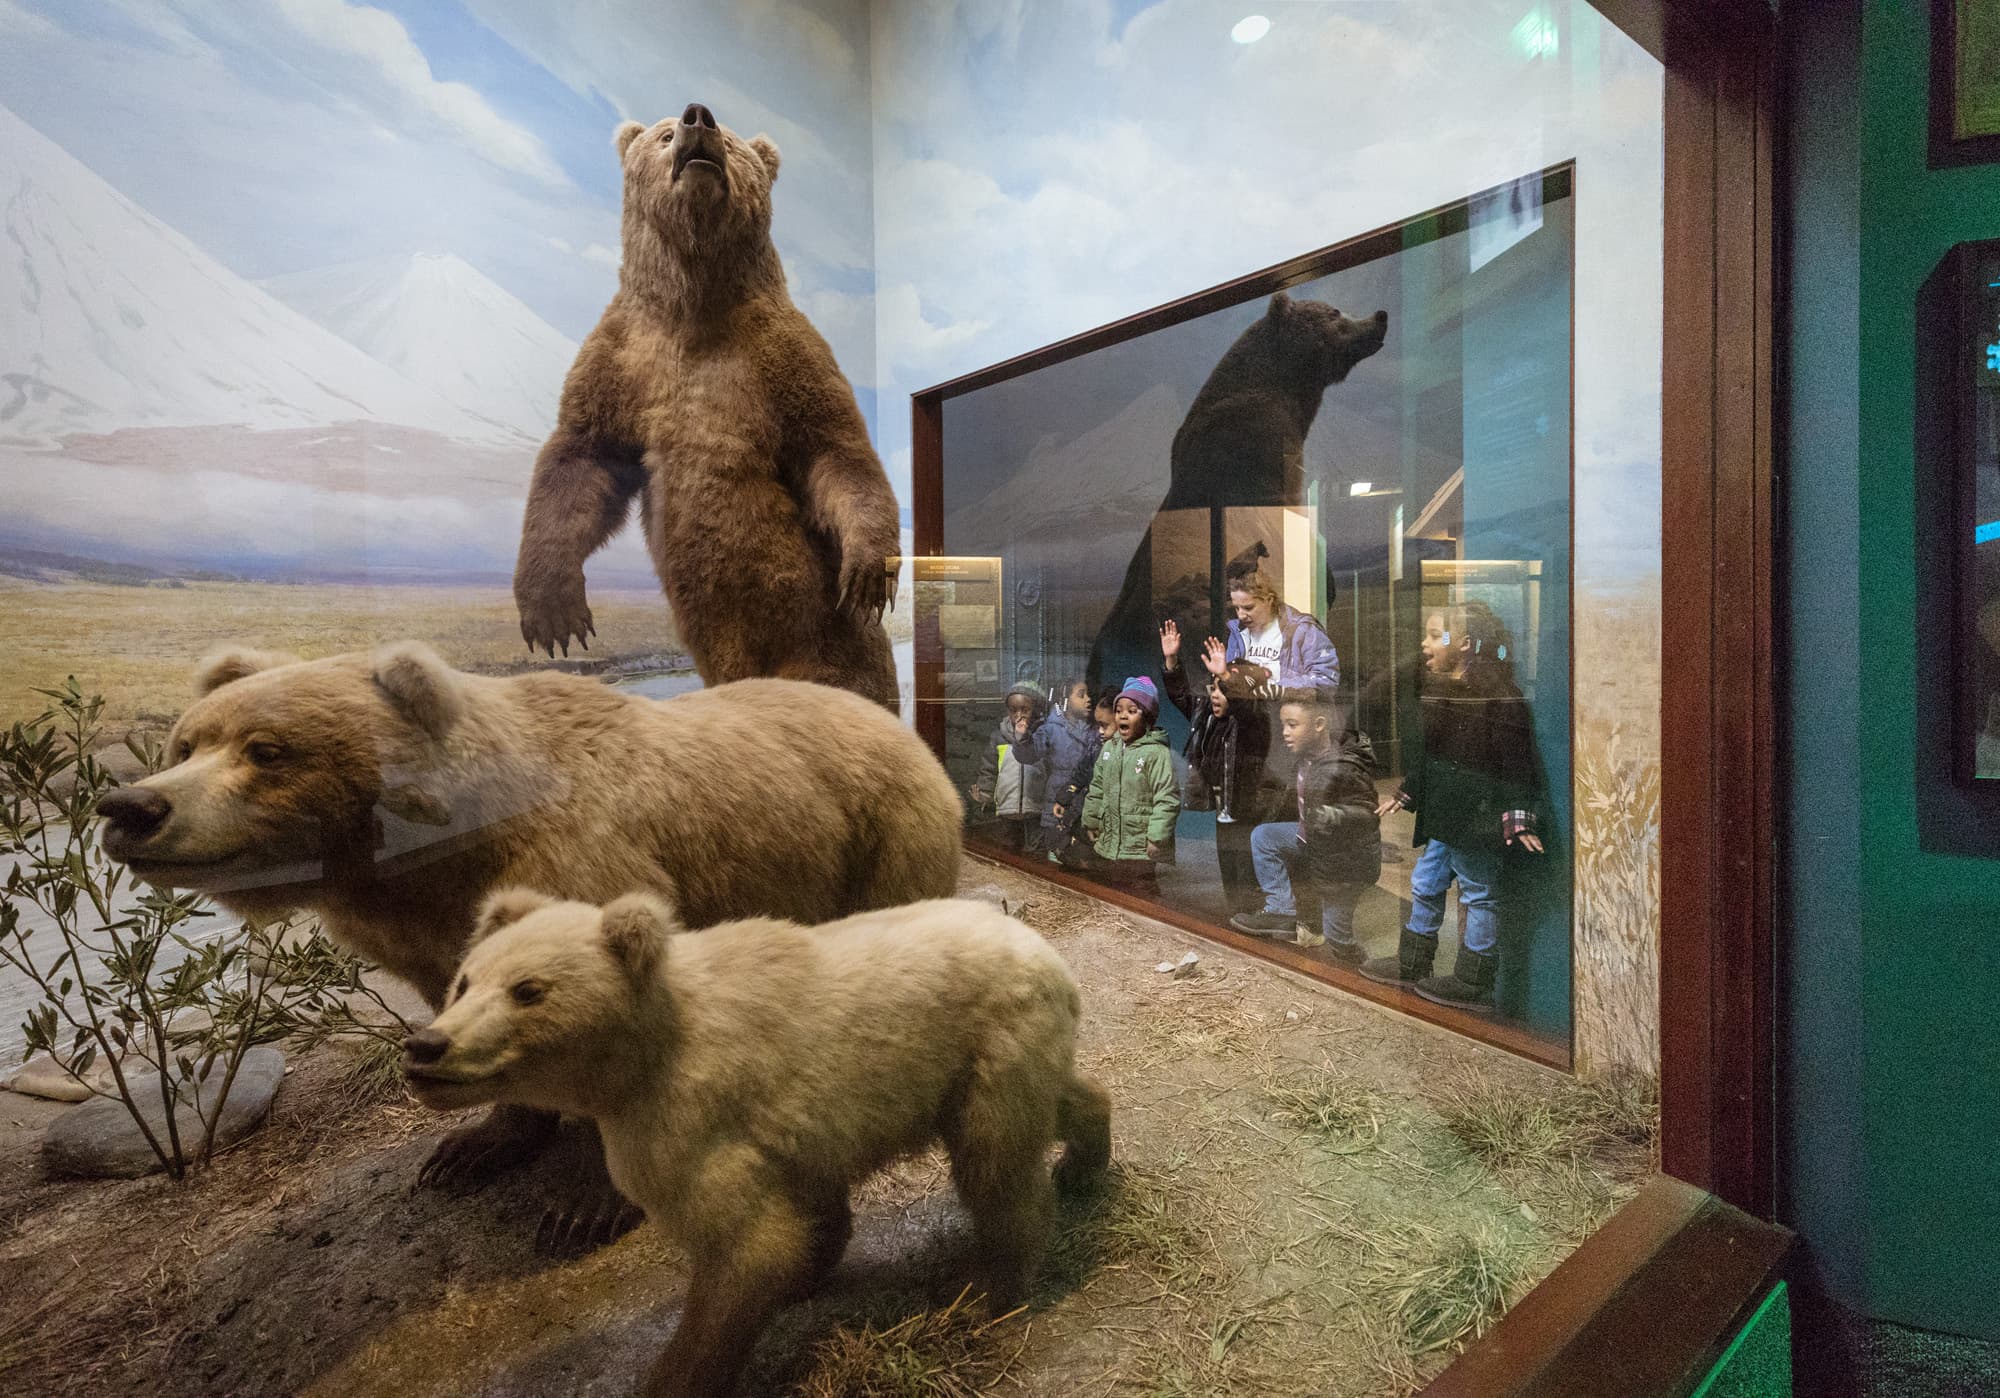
<box><xmin>0</xmin><ymin>857</ymin><xmax>1654</xmax><ymax>1397</ymax></box>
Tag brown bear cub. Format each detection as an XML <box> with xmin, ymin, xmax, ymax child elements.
<box><xmin>97</xmin><ymin>643</ymin><xmax>962</xmax><ymax>1244</ymax></box>
<box><xmin>514</xmin><ymin>101</ymin><xmax>902</xmax><ymax>711</ymax></box>
<box><xmin>404</xmin><ymin>891</ymin><xmax>1112</xmax><ymax>1398</ymax></box>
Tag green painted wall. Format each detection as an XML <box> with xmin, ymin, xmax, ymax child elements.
<box><xmin>1787</xmin><ymin>0</ymin><xmax>2000</xmax><ymax>1342</ymax></box>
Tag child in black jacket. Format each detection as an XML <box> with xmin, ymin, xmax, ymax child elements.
<box><xmin>1231</xmin><ymin>690</ymin><xmax>1382</xmax><ymax>965</ymax></box>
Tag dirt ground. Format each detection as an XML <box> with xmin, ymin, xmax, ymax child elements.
<box><xmin>0</xmin><ymin>857</ymin><xmax>1654</xmax><ymax>1397</ymax></box>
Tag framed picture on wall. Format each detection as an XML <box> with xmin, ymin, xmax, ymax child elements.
<box><xmin>1933</xmin><ymin>0</ymin><xmax>2000</xmax><ymax>167</ymax></box>
<box><xmin>1947</xmin><ymin>239</ymin><xmax>2000</xmax><ymax>782</ymax></box>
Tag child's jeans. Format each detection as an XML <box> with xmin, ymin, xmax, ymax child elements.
<box><xmin>1408</xmin><ymin>840</ymin><xmax>1500</xmax><ymax>954</ymax></box>
<box><xmin>1248</xmin><ymin>821</ymin><xmax>1365</xmax><ymax>949</ymax></box>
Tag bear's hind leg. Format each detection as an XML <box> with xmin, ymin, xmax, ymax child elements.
<box><xmin>946</xmin><ymin>1078</ymin><xmax>1058</xmax><ymax>1311</ymax></box>
<box><xmin>645</xmin><ymin>1201</ymin><xmax>813</xmax><ymax>1398</ymax></box>
<box><xmin>1053</xmin><ymin>1073</ymin><xmax>1113</xmax><ymax>1196</ymax></box>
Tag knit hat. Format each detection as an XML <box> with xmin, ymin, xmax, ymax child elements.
<box><xmin>1116</xmin><ymin>675</ymin><xmax>1159</xmax><ymax>717</ymax></box>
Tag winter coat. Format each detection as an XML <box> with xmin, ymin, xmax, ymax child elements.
<box><xmin>1396</xmin><ymin>662</ymin><xmax>1541</xmax><ymax>854</ymax></box>
<box><xmin>1014</xmin><ymin>709</ymin><xmax>1098</xmax><ymax>827</ymax></box>
<box><xmin>1290</xmin><ymin>732</ymin><xmax>1383</xmax><ymax>887</ymax></box>
<box><xmin>973</xmin><ymin>721</ymin><xmax>1045</xmax><ymax>819</ymax></box>
<box><xmin>1162</xmin><ymin>663</ymin><xmax>1279</xmax><ymax>822</ymax></box>
<box><xmin>1047</xmin><ymin>726</ymin><xmax>1106</xmax><ymax>859</ymax></box>
<box><xmin>1083</xmin><ymin>726</ymin><xmax>1179</xmax><ymax>863</ymax></box>
<box><xmin>1223</xmin><ymin>603</ymin><xmax>1340</xmax><ymax>696</ymax></box>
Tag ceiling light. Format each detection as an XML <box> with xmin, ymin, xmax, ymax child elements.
<box><xmin>1349</xmin><ymin>481</ymin><xmax>1372</xmax><ymax>497</ymax></box>
<box><xmin>1231</xmin><ymin>15</ymin><xmax>1270</xmax><ymax>44</ymax></box>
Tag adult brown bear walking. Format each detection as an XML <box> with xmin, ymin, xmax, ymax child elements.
<box><xmin>514</xmin><ymin>102</ymin><xmax>901</xmax><ymax>711</ymax></box>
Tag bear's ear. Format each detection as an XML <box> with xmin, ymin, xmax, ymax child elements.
<box><xmin>749</xmin><ymin>134</ymin><xmax>781</xmax><ymax>183</ymax></box>
<box><xmin>600</xmin><ymin>893</ymin><xmax>676</xmax><ymax>982</ymax></box>
<box><xmin>473</xmin><ymin>888</ymin><xmax>553</xmax><ymax>945</ymax></box>
<box><xmin>615</xmin><ymin>120</ymin><xmax>647</xmax><ymax>159</ymax></box>
<box><xmin>371</xmin><ymin>642</ymin><xmax>464</xmax><ymax>741</ymax></box>
<box><xmin>193</xmin><ymin>647</ymin><xmax>300</xmax><ymax>698</ymax></box>
<box><xmin>1266</xmin><ymin>291</ymin><xmax>1292</xmax><ymax>321</ymax></box>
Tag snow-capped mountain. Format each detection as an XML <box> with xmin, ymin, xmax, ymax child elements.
<box><xmin>262</xmin><ymin>253</ymin><xmax>577</xmax><ymax>441</ymax></box>
<box><xmin>0</xmin><ymin>103</ymin><xmax>513</xmax><ymax>448</ymax></box>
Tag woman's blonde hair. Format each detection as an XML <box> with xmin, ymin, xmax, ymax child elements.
<box><xmin>1226</xmin><ymin>569</ymin><xmax>1284</xmax><ymax>609</ymax></box>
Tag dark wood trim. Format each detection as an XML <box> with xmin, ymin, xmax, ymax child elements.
<box><xmin>1657</xmin><ymin>4</ymin><xmax>1781</xmax><ymax>1219</ymax></box>
<box><xmin>965</xmin><ymin>848</ymin><xmax>1571</xmax><ymax>1071</ymax></box>
<box><xmin>1424</xmin><ymin>1176</ymin><xmax>1793</xmax><ymax>1397</ymax></box>
<box><xmin>913</xmin><ymin>167</ymin><xmax>1575</xmax><ymax>404</ymax></box>
<box><xmin>911</xmin><ymin>392</ymin><xmax>945</xmax><ymax>755</ymax></box>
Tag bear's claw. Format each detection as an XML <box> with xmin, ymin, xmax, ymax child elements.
<box><xmin>536</xmin><ymin>1190</ymin><xmax>645</xmax><ymax>1255</ymax></box>
<box><xmin>418</xmin><ymin>1105</ymin><xmax>558</xmax><ymax>1190</ymax></box>
<box><xmin>516</xmin><ymin>569</ymin><xmax>595</xmax><ymax>659</ymax></box>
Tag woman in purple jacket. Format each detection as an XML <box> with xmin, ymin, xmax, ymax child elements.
<box><xmin>1219</xmin><ymin>570</ymin><xmax>1341</xmax><ymax>697</ymax></box>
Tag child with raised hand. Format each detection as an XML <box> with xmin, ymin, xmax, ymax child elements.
<box><xmin>1230</xmin><ymin>690</ymin><xmax>1381</xmax><ymax>964</ymax></box>
<box><xmin>1161</xmin><ymin>619</ymin><xmax>1278</xmax><ymax>914</ymax></box>
<box><xmin>1360</xmin><ymin>600</ymin><xmax>1545</xmax><ymax>1010</ymax></box>
<box><xmin>1082</xmin><ymin>676</ymin><xmax>1180</xmax><ymax>895</ymax></box>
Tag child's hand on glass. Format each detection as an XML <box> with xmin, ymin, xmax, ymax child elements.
<box><xmin>1052</xmin><ymin>803</ymin><xmax>1066</xmax><ymax>820</ymax></box>
<box><xmin>1160</xmin><ymin>619</ymin><xmax>1181</xmax><ymax>664</ymax></box>
<box><xmin>1145</xmin><ymin>840</ymin><xmax>1164</xmax><ymax>860</ymax></box>
<box><xmin>1514</xmin><ymin>832</ymin><xmax>1545</xmax><ymax>854</ymax></box>
<box><xmin>1375</xmin><ymin>793</ymin><xmax>1402</xmax><ymax>818</ymax></box>
<box><xmin>1201</xmin><ymin>637</ymin><xmax>1228</xmax><ymax>677</ymax></box>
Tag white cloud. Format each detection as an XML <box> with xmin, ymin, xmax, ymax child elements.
<box><xmin>876</xmin><ymin>282</ymin><xmax>990</xmax><ymax>375</ymax></box>
<box><xmin>0</xmin><ymin>0</ymin><xmax>56</xmax><ymax>37</ymax></box>
<box><xmin>580</xmin><ymin>242</ymin><xmax>620</xmax><ymax>269</ymax></box>
<box><xmin>545</xmin><ymin>235</ymin><xmax>573</xmax><ymax>254</ymax></box>
<box><xmin>271</xmin><ymin>0</ymin><xmax>568</xmax><ymax>188</ymax></box>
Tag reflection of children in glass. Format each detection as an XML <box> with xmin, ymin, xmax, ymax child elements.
<box><xmin>1221</xmin><ymin>570</ymin><xmax>1341</xmax><ymax>696</ymax></box>
<box><xmin>1014</xmin><ymin>677</ymin><xmax>1097</xmax><ymax>858</ymax></box>
<box><xmin>1046</xmin><ymin>690</ymin><xmax>1117</xmax><ymax>866</ymax></box>
<box><xmin>1161</xmin><ymin>620</ymin><xmax>1277</xmax><ymax>913</ymax></box>
<box><xmin>1231</xmin><ymin>693</ymin><xmax>1381</xmax><ymax>964</ymax></box>
<box><xmin>1362</xmin><ymin>601</ymin><xmax>1544</xmax><ymax>1011</ymax></box>
<box><xmin>968</xmin><ymin>682</ymin><xmax>1048</xmax><ymax>853</ymax></box>
<box><xmin>1082</xmin><ymin>677</ymin><xmax>1179</xmax><ymax>894</ymax></box>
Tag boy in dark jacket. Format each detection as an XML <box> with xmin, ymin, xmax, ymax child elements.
<box><xmin>1160</xmin><ymin>620</ymin><xmax>1279</xmax><ymax>914</ymax></box>
<box><xmin>1231</xmin><ymin>690</ymin><xmax>1382</xmax><ymax>964</ymax></box>
<box><xmin>1360</xmin><ymin>601</ymin><xmax>1545</xmax><ymax>1010</ymax></box>
<box><xmin>1014</xmin><ymin>677</ymin><xmax>1098</xmax><ymax>859</ymax></box>
<box><xmin>1044</xmin><ymin>688</ymin><xmax>1117</xmax><ymax>866</ymax></box>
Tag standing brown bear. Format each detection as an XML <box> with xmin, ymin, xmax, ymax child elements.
<box><xmin>514</xmin><ymin>102</ymin><xmax>901</xmax><ymax>711</ymax></box>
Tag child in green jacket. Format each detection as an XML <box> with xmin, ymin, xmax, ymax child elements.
<box><xmin>1083</xmin><ymin>676</ymin><xmax>1181</xmax><ymax>896</ymax></box>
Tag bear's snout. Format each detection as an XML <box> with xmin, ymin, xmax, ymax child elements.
<box><xmin>98</xmin><ymin>786</ymin><xmax>172</xmax><ymax>842</ymax></box>
<box><xmin>402</xmin><ymin>1027</ymin><xmax>452</xmax><ymax>1066</ymax></box>
<box><xmin>680</xmin><ymin>102</ymin><xmax>717</xmax><ymax>130</ymax></box>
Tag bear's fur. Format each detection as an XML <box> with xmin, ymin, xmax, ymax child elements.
<box><xmin>514</xmin><ymin>103</ymin><xmax>902</xmax><ymax>711</ymax></box>
<box><xmin>405</xmin><ymin>891</ymin><xmax>1112</xmax><ymax>1398</ymax></box>
<box><xmin>98</xmin><ymin>644</ymin><xmax>962</xmax><ymax>1233</ymax></box>
<box><xmin>1086</xmin><ymin>292</ymin><xmax>1389</xmax><ymax>688</ymax></box>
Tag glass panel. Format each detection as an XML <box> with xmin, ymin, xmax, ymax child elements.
<box><xmin>933</xmin><ymin>170</ymin><xmax>1576</xmax><ymax>1049</ymax></box>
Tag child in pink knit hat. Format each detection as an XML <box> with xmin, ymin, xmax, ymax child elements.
<box><xmin>1081</xmin><ymin>675</ymin><xmax>1179</xmax><ymax>895</ymax></box>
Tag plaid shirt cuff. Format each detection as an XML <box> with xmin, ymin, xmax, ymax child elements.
<box><xmin>1502</xmin><ymin>809</ymin><xmax>1536</xmax><ymax>844</ymax></box>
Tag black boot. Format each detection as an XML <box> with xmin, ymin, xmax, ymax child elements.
<box><xmin>1360</xmin><ymin>928</ymin><xmax>1436</xmax><ymax>986</ymax></box>
<box><xmin>1415</xmin><ymin>946</ymin><xmax>1497</xmax><ymax>1011</ymax></box>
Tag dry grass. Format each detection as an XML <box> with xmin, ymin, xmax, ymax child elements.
<box><xmin>1572</xmin><ymin>592</ymin><xmax>1663</xmax><ymax>1079</ymax></box>
<box><xmin>1430</xmin><ymin>1066</ymin><xmax>1659</xmax><ymax>1171</ymax></box>
<box><xmin>0</xmin><ymin>581</ymin><xmax>682</xmax><ymax>727</ymax></box>
<box><xmin>1045</xmin><ymin>1160</ymin><xmax>1232</xmax><ymax>1297</ymax></box>
<box><xmin>1262</xmin><ymin>1062</ymin><xmax>1383</xmax><ymax>1153</ymax></box>
<box><xmin>785</xmin><ymin>1288</ymin><xmax>1027</xmax><ymax>1398</ymax></box>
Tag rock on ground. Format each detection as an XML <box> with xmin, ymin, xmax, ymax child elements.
<box><xmin>41</xmin><ymin>1045</ymin><xmax>286</xmax><ymax>1178</ymax></box>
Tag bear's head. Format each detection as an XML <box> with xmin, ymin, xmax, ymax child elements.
<box><xmin>401</xmin><ymin>889</ymin><xmax>679</xmax><ymax>1114</ymax></box>
<box><xmin>1264</xmin><ymin>291</ymin><xmax>1389</xmax><ymax>386</ymax></box>
<box><xmin>614</xmin><ymin>102</ymin><xmax>782</xmax><ymax>279</ymax></box>
<box><xmin>96</xmin><ymin>642</ymin><xmax>470</xmax><ymax>912</ymax></box>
